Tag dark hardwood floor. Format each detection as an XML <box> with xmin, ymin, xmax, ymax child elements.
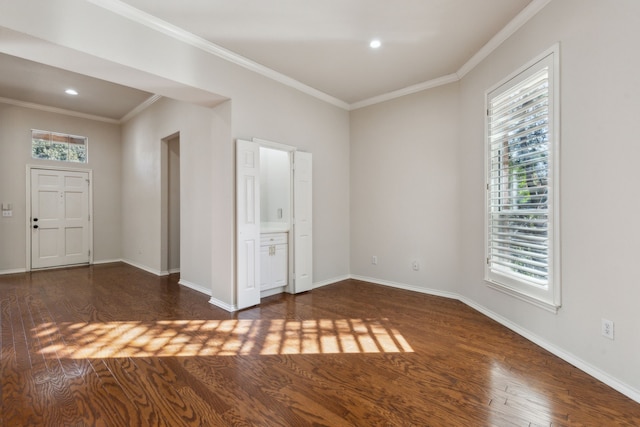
<box><xmin>1</xmin><ymin>263</ymin><xmax>639</xmax><ymax>426</ymax></box>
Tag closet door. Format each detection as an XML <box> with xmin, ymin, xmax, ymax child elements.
<box><xmin>236</xmin><ymin>139</ymin><xmax>261</xmax><ymax>309</ymax></box>
<box><xmin>293</xmin><ymin>151</ymin><xmax>313</xmax><ymax>293</ymax></box>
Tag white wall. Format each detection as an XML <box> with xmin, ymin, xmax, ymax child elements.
<box><xmin>0</xmin><ymin>0</ymin><xmax>351</xmax><ymax>306</ymax></box>
<box><xmin>351</xmin><ymin>0</ymin><xmax>640</xmax><ymax>400</ymax></box>
<box><xmin>0</xmin><ymin>103</ymin><xmax>121</xmax><ymax>272</ymax></box>
<box><xmin>121</xmin><ymin>98</ymin><xmax>233</xmax><ymax>305</ymax></box>
<box><xmin>458</xmin><ymin>0</ymin><xmax>640</xmax><ymax>398</ymax></box>
<box><xmin>350</xmin><ymin>83</ymin><xmax>461</xmax><ymax>294</ymax></box>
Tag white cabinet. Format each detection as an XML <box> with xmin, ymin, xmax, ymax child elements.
<box><xmin>260</xmin><ymin>232</ymin><xmax>288</xmax><ymax>290</ymax></box>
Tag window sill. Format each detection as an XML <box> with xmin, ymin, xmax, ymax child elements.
<box><xmin>485</xmin><ymin>279</ymin><xmax>560</xmax><ymax>314</ymax></box>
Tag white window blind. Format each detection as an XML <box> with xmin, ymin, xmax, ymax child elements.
<box><xmin>485</xmin><ymin>47</ymin><xmax>560</xmax><ymax>311</ymax></box>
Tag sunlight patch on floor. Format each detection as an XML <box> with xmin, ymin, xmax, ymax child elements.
<box><xmin>33</xmin><ymin>318</ymin><xmax>414</xmax><ymax>358</ymax></box>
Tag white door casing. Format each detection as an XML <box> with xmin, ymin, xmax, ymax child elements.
<box><xmin>236</xmin><ymin>140</ymin><xmax>313</xmax><ymax>310</ymax></box>
<box><xmin>293</xmin><ymin>151</ymin><xmax>313</xmax><ymax>293</ymax></box>
<box><xmin>30</xmin><ymin>168</ymin><xmax>91</xmax><ymax>269</ymax></box>
<box><xmin>236</xmin><ymin>140</ymin><xmax>261</xmax><ymax>310</ymax></box>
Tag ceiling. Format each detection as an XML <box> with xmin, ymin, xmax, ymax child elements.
<box><xmin>0</xmin><ymin>53</ymin><xmax>153</xmax><ymax>121</ymax></box>
<box><xmin>0</xmin><ymin>0</ymin><xmax>536</xmax><ymax>120</ymax></box>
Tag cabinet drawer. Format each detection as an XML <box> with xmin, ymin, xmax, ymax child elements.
<box><xmin>261</xmin><ymin>232</ymin><xmax>288</xmax><ymax>246</ymax></box>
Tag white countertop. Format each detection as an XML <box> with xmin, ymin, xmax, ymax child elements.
<box><xmin>261</xmin><ymin>222</ymin><xmax>290</xmax><ymax>233</ymax></box>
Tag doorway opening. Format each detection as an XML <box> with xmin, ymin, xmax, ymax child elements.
<box><xmin>236</xmin><ymin>138</ymin><xmax>313</xmax><ymax>310</ymax></box>
<box><xmin>259</xmin><ymin>146</ymin><xmax>292</xmax><ymax>298</ymax></box>
<box><xmin>161</xmin><ymin>133</ymin><xmax>180</xmax><ymax>275</ymax></box>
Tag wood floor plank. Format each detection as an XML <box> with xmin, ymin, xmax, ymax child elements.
<box><xmin>1</xmin><ymin>263</ymin><xmax>640</xmax><ymax>426</ymax></box>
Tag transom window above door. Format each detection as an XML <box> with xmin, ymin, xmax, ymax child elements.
<box><xmin>31</xmin><ymin>129</ymin><xmax>88</xmax><ymax>163</ymax></box>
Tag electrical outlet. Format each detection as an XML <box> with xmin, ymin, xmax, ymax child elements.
<box><xmin>412</xmin><ymin>261</ymin><xmax>419</xmax><ymax>271</ymax></box>
<box><xmin>371</xmin><ymin>256</ymin><xmax>378</xmax><ymax>265</ymax></box>
<box><xmin>2</xmin><ymin>210</ymin><xmax>12</xmax><ymax>217</ymax></box>
<box><xmin>602</xmin><ymin>318</ymin><xmax>614</xmax><ymax>340</ymax></box>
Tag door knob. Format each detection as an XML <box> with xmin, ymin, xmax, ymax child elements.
<box><xmin>33</xmin><ymin>218</ymin><xmax>38</xmax><ymax>222</ymax></box>
<box><xmin>33</xmin><ymin>225</ymin><xmax>39</xmax><ymax>229</ymax></box>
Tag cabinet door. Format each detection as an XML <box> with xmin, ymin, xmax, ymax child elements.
<box><xmin>272</xmin><ymin>244</ymin><xmax>288</xmax><ymax>287</ymax></box>
<box><xmin>260</xmin><ymin>245</ymin><xmax>270</xmax><ymax>289</ymax></box>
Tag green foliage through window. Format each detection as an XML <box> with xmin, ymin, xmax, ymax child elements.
<box><xmin>32</xmin><ymin>130</ymin><xmax>87</xmax><ymax>163</ymax></box>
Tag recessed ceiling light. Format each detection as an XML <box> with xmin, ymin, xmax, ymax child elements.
<box><xmin>65</xmin><ymin>88</ymin><xmax>79</xmax><ymax>96</ymax></box>
<box><xmin>370</xmin><ymin>39</ymin><xmax>382</xmax><ymax>49</ymax></box>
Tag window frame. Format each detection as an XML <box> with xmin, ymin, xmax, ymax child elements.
<box><xmin>484</xmin><ymin>44</ymin><xmax>561</xmax><ymax>313</ymax></box>
<box><xmin>31</xmin><ymin>129</ymin><xmax>88</xmax><ymax>163</ymax></box>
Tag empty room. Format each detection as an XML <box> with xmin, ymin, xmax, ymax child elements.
<box><xmin>1</xmin><ymin>0</ymin><xmax>639</xmax><ymax>425</ymax></box>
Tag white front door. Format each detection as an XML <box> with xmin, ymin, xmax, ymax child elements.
<box><xmin>31</xmin><ymin>168</ymin><xmax>90</xmax><ymax>269</ymax></box>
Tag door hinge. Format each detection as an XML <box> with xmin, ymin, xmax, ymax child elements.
<box><xmin>486</xmin><ymin>183</ymin><xmax>489</xmax><ymax>191</ymax></box>
<box><xmin>89</xmin><ymin>249</ymin><xmax>91</xmax><ymax>257</ymax></box>
<box><xmin>486</xmin><ymin>257</ymin><xmax>490</xmax><ymax>265</ymax></box>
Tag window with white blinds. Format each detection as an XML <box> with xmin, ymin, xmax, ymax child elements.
<box><xmin>485</xmin><ymin>46</ymin><xmax>560</xmax><ymax>311</ymax></box>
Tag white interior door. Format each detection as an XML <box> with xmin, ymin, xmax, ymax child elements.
<box><xmin>236</xmin><ymin>140</ymin><xmax>261</xmax><ymax>309</ymax></box>
<box><xmin>31</xmin><ymin>168</ymin><xmax>90</xmax><ymax>269</ymax></box>
<box><xmin>293</xmin><ymin>151</ymin><xmax>313</xmax><ymax>293</ymax></box>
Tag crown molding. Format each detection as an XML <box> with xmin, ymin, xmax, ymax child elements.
<box><xmin>349</xmin><ymin>74</ymin><xmax>460</xmax><ymax>110</ymax></box>
<box><xmin>120</xmin><ymin>94</ymin><xmax>162</xmax><ymax>123</ymax></box>
<box><xmin>0</xmin><ymin>96</ymin><xmax>120</xmax><ymax>124</ymax></box>
<box><xmin>87</xmin><ymin>0</ymin><xmax>550</xmax><ymax>111</ymax></box>
<box><xmin>86</xmin><ymin>0</ymin><xmax>350</xmax><ymax>110</ymax></box>
<box><xmin>456</xmin><ymin>0</ymin><xmax>553</xmax><ymax>79</ymax></box>
<box><xmin>349</xmin><ymin>0</ymin><xmax>552</xmax><ymax>110</ymax></box>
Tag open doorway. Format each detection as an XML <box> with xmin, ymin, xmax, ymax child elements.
<box><xmin>236</xmin><ymin>138</ymin><xmax>313</xmax><ymax>310</ymax></box>
<box><xmin>161</xmin><ymin>133</ymin><xmax>180</xmax><ymax>275</ymax></box>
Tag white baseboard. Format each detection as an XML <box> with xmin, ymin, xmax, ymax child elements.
<box><xmin>313</xmin><ymin>274</ymin><xmax>350</xmax><ymax>289</ymax></box>
<box><xmin>178</xmin><ymin>278</ymin><xmax>212</xmax><ymax>296</ymax></box>
<box><xmin>348</xmin><ymin>274</ymin><xmax>640</xmax><ymax>404</ymax></box>
<box><xmin>350</xmin><ymin>274</ymin><xmax>460</xmax><ymax>300</ymax></box>
<box><xmin>208</xmin><ymin>295</ymin><xmax>236</xmax><ymax>312</ymax></box>
<box><xmin>121</xmin><ymin>259</ymin><xmax>165</xmax><ymax>276</ymax></box>
<box><xmin>168</xmin><ymin>268</ymin><xmax>180</xmax><ymax>274</ymax></box>
<box><xmin>460</xmin><ymin>295</ymin><xmax>640</xmax><ymax>404</ymax></box>
<box><xmin>92</xmin><ymin>259</ymin><xmax>123</xmax><ymax>265</ymax></box>
<box><xmin>0</xmin><ymin>267</ymin><xmax>27</xmax><ymax>276</ymax></box>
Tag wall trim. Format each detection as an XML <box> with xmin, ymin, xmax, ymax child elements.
<box><xmin>88</xmin><ymin>0</ymin><xmax>549</xmax><ymax>111</ymax></box>
<box><xmin>456</xmin><ymin>0</ymin><xmax>553</xmax><ymax>79</ymax></box>
<box><xmin>459</xmin><ymin>295</ymin><xmax>640</xmax><ymax>404</ymax></box>
<box><xmin>0</xmin><ymin>96</ymin><xmax>120</xmax><ymax>124</ymax></box>
<box><xmin>349</xmin><ymin>274</ymin><xmax>460</xmax><ymax>300</ymax></box>
<box><xmin>92</xmin><ymin>259</ymin><xmax>123</xmax><ymax>265</ymax></box>
<box><xmin>208</xmin><ymin>295</ymin><xmax>237</xmax><ymax>312</ymax></box>
<box><xmin>313</xmin><ymin>274</ymin><xmax>350</xmax><ymax>289</ymax></box>
<box><xmin>121</xmin><ymin>259</ymin><xmax>165</xmax><ymax>276</ymax></box>
<box><xmin>178</xmin><ymin>278</ymin><xmax>212</xmax><ymax>296</ymax></box>
<box><xmin>346</xmin><ymin>274</ymin><xmax>640</xmax><ymax>404</ymax></box>
<box><xmin>349</xmin><ymin>74</ymin><xmax>460</xmax><ymax>110</ymax></box>
<box><xmin>0</xmin><ymin>268</ymin><xmax>27</xmax><ymax>276</ymax></box>
<box><xmin>86</xmin><ymin>0</ymin><xmax>349</xmax><ymax>110</ymax></box>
